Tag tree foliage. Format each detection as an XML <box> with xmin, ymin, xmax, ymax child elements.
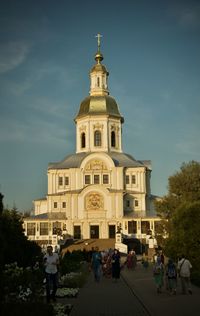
<box><xmin>155</xmin><ymin>161</ymin><xmax>200</xmax><ymax>219</ymax></box>
<box><xmin>155</xmin><ymin>161</ymin><xmax>200</xmax><ymax>271</ymax></box>
<box><xmin>0</xmin><ymin>205</ymin><xmax>42</xmax><ymax>269</ymax></box>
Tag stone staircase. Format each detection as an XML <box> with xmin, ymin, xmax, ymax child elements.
<box><xmin>61</xmin><ymin>238</ymin><xmax>115</xmax><ymax>254</ymax></box>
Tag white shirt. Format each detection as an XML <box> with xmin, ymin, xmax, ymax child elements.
<box><xmin>178</xmin><ymin>258</ymin><xmax>192</xmax><ymax>277</ymax></box>
<box><xmin>44</xmin><ymin>252</ymin><xmax>59</xmax><ymax>274</ymax></box>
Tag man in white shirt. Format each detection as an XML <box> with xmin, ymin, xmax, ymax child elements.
<box><xmin>178</xmin><ymin>254</ymin><xmax>192</xmax><ymax>294</ymax></box>
<box><xmin>44</xmin><ymin>245</ymin><xmax>59</xmax><ymax>302</ymax></box>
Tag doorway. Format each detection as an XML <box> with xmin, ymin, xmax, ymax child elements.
<box><xmin>90</xmin><ymin>225</ymin><xmax>99</xmax><ymax>239</ymax></box>
<box><xmin>109</xmin><ymin>225</ymin><xmax>116</xmax><ymax>238</ymax></box>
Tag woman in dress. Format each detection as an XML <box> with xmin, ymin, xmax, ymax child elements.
<box><xmin>112</xmin><ymin>249</ymin><xmax>121</xmax><ymax>281</ymax></box>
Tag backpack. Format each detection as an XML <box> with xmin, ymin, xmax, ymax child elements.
<box><xmin>167</xmin><ymin>264</ymin><xmax>176</xmax><ymax>278</ymax></box>
<box><xmin>154</xmin><ymin>264</ymin><xmax>162</xmax><ymax>275</ymax></box>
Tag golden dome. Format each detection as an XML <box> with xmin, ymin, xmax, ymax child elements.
<box><xmin>75</xmin><ymin>95</ymin><xmax>124</xmax><ymax>122</ymax></box>
<box><xmin>90</xmin><ymin>63</ymin><xmax>109</xmax><ymax>74</ymax></box>
<box><xmin>95</xmin><ymin>51</ymin><xmax>103</xmax><ymax>63</ymax></box>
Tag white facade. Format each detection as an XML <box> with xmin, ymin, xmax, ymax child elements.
<box><xmin>24</xmin><ymin>43</ymin><xmax>160</xmax><ymax>250</ymax></box>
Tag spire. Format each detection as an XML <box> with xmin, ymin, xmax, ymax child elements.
<box><xmin>95</xmin><ymin>33</ymin><xmax>103</xmax><ymax>63</ymax></box>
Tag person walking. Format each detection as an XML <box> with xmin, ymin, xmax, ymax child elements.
<box><xmin>178</xmin><ymin>254</ymin><xmax>192</xmax><ymax>295</ymax></box>
<box><xmin>91</xmin><ymin>246</ymin><xmax>102</xmax><ymax>282</ymax></box>
<box><xmin>153</xmin><ymin>255</ymin><xmax>164</xmax><ymax>293</ymax></box>
<box><xmin>112</xmin><ymin>249</ymin><xmax>121</xmax><ymax>281</ymax></box>
<box><xmin>126</xmin><ymin>250</ymin><xmax>133</xmax><ymax>269</ymax></box>
<box><xmin>44</xmin><ymin>245</ymin><xmax>59</xmax><ymax>303</ymax></box>
<box><xmin>166</xmin><ymin>258</ymin><xmax>177</xmax><ymax>295</ymax></box>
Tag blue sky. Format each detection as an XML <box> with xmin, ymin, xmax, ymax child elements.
<box><xmin>0</xmin><ymin>0</ymin><xmax>200</xmax><ymax>211</ymax></box>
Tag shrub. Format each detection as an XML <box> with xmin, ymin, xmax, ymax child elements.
<box><xmin>191</xmin><ymin>270</ymin><xmax>200</xmax><ymax>287</ymax></box>
<box><xmin>60</xmin><ymin>250</ymin><xmax>85</xmax><ymax>275</ymax></box>
<box><xmin>0</xmin><ymin>302</ymin><xmax>54</xmax><ymax>316</ymax></box>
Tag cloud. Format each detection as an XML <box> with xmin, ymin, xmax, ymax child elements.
<box><xmin>0</xmin><ymin>115</ymin><xmax>70</xmax><ymax>146</ymax></box>
<box><xmin>0</xmin><ymin>41</ymin><xmax>30</xmax><ymax>74</ymax></box>
<box><xmin>170</xmin><ymin>3</ymin><xmax>200</xmax><ymax>28</ymax></box>
<box><xmin>175</xmin><ymin>139</ymin><xmax>200</xmax><ymax>157</ymax></box>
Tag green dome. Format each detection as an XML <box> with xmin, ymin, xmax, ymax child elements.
<box><xmin>75</xmin><ymin>95</ymin><xmax>124</xmax><ymax>122</ymax></box>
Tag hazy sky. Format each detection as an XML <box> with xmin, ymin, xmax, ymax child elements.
<box><xmin>0</xmin><ymin>0</ymin><xmax>200</xmax><ymax>211</ymax></box>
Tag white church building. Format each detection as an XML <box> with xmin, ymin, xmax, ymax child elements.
<box><xmin>24</xmin><ymin>36</ymin><xmax>160</xmax><ymax>251</ymax></box>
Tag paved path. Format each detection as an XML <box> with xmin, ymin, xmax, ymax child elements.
<box><xmin>64</xmin><ymin>262</ymin><xmax>200</xmax><ymax>316</ymax></box>
<box><xmin>70</xmin><ymin>271</ymin><xmax>149</xmax><ymax>316</ymax></box>
<box><xmin>122</xmin><ymin>263</ymin><xmax>200</xmax><ymax>316</ymax></box>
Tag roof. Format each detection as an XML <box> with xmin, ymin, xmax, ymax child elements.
<box><xmin>90</xmin><ymin>63</ymin><xmax>108</xmax><ymax>73</ymax></box>
<box><xmin>75</xmin><ymin>95</ymin><xmax>124</xmax><ymax>121</ymax></box>
<box><xmin>26</xmin><ymin>213</ymin><xmax>48</xmax><ymax>220</ymax></box>
<box><xmin>48</xmin><ymin>152</ymin><xmax>150</xmax><ymax>170</ymax></box>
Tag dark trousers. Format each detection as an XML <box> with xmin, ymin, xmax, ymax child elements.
<box><xmin>45</xmin><ymin>272</ymin><xmax>58</xmax><ymax>300</ymax></box>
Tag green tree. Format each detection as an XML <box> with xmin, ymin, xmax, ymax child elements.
<box><xmin>165</xmin><ymin>202</ymin><xmax>200</xmax><ymax>268</ymax></box>
<box><xmin>155</xmin><ymin>161</ymin><xmax>200</xmax><ymax>270</ymax></box>
<box><xmin>0</xmin><ymin>208</ymin><xmax>42</xmax><ymax>268</ymax></box>
<box><xmin>0</xmin><ymin>193</ymin><xmax>4</xmax><ymax>215</ymax></box>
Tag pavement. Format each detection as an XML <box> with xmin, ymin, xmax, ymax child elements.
<box><xmin>62</xmin><ymin>260</ymin><xmax>200</xmax><ymax>316</ymax></box>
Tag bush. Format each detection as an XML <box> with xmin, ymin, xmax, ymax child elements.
<box><xmin>60</xmin><ymin>250</ymin><xmax>85</xmax><ymax>275</ymax></box>
<box><xmin>191</xmin><ymin>270</ymin><xmax>200</xmax><ymax>287</ymax></box>
<box><xmin>0</xmin><ymin>302</ymin><xmax>54</xmax><ymax>316</ymax></box>
<box><xmin>2</xmin><ymin>262</ymin><xmax>44</xmax><ymax>303</ymax></box>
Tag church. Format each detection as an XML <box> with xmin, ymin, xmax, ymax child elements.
<box><xmin>24</xmin><ymin>35</ymin><xmax>160</xmax><ymax>251</ymax></box>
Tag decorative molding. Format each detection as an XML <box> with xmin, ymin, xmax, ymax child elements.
<box><xmin>85</xmin><ymin>159</ymin><xmax>108</xmax><ymax>170</ymax></box>
<box><xmin>85</xmin><ymin>192</ymin><xmax>104</xmax><ymax>211</ymax></box>
<box><xmin>111</xmin><ymin>124</ymin><xmax>119</xmax><ymax>131</ymax></box>
<box><xmin>93</xmin><ymin>123</ymin><xmax>104</xmax><ymax>130</ymax></box>
<box><xmin>79</xmin><ymin>125</ymin><xmax>86</xmax><ymax>132</ymax></box>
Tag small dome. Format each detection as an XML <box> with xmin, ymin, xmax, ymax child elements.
<box><xmin>90</xmin><ymin>63</ymin><xmax>109</xmax><ymax>74</ymax></box>
<box><xmin>75</xmin><ymin>95</ymin><xmax>124</xmax><ymax>122</ymax></box>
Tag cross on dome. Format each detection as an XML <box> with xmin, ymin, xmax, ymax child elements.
<box><xmin>95</xmin><ymin>33</ymin><xmax>102</xmax><ymax>52</ymax></box>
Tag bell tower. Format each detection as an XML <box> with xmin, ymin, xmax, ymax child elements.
<box><xmin>75</xmin><ymin>34</ymin><xmax>124</xmax><ymax>154</ymax></box>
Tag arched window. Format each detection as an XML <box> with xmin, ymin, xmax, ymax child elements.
<box><xmin>81</xmin><ymin>133</ymin><xmax>86</xmax><ymax>148</ymax></box>
<box><xmin>111</xmin><ymin>131</ymin><xmax>116</xmax><ymax>147</ymax></box>
<box><xmin>97</xmin><ymin>77</ymin><xmax>100</xmax><ymax>87</ymax></box>
<box><xmin>94</xmin><ymin>130</ymin><xmax>101</xmax><ymax>146</ymax></box>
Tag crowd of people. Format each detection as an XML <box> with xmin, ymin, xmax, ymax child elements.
<box><xmin>42</xmin><ymin>245</ymin><xmax>193</xmax><ymax>303</ymax></box>
<box><xmin>90</xmin><ymin>247</ymin><xmax>121</xmax><ymax>282</ymax></box>
<box><xmin>90</xmin><ymin>247</ymin><xmax>193</xmax><ymax>297</ymax></box>
<box><xmin>152</xmin><ymin>252</ymin><xmax>193</xmax><ymax>295</ymax></box>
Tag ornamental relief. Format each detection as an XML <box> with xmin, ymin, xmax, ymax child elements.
<box><xmin>93</xmin><ymin>123</ymin><xmax>104</xmax><ymax>130</ymax></box>
<box><xmin>85</xmin><ymin>192</ymin><xmax>104</xmax><ymax>211</ymax></box>
<box><xmin>85</xmin><ymin>159</ymin><xmax>108</xmax><ymax>171</ymax></box>
<box><xmin>111</xmin><ymin>124</ymin><xmax>120</xmax><ymax>133</ymax></box>
<box><xmin>79</xmin><ymin>125</ymin><xmax>86</xmax><ymax>132</ymax></box>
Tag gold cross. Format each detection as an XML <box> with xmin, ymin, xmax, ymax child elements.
<box><xmin>95</xmin><ymin>33</ymin><xmax>102</xmax><ymax>50</ymax></box>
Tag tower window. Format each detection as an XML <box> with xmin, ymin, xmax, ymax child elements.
<box><xmin>126</xmin><ymin>175</ymin><xmax>130</xmax><ymax>184</ymax></box>
<box><xmin>94</xmin><ymin>174</ymin><xmax>100</xmax><ymax>184</ymax></box>
<box><xmin>65</xmin><ymin>177</ymin><xmax>69</xmax><ymax>186</ymax></box>
<box><xmin>103</xmin><ymin>174</ymin><xmax>109</xmax><ymax>184</ymax></box>
<box><xmin>126</xmin><ymin>200</ymin><xmax>130</xmax><ymax>207</ymax></box>
<box><xmin>111</xmin><ymin>131</ymin><xmax>116</xmax><ymax>147</ymax></box>
<box><xmin>59</xmin><ymin>176</ymin><xmax>63</xmax><ymax>186</ymax></box>
<box><xmin>132</xmin><ymin>175</ymin><xmax>136</xmax><ymax>184</ymax></box>
<box><xmin>97</xmin><ymin>77</ymin><xmax>100</xmax><ymax>87</ymax></box>
<box><xmin>94</xmin><ymin>130</ymin><xmax>101</xmax><ymax>147</ymax></box>
<box><xmin>85</xmin><ymin>175</ymin><xmax>91</xmax><ymax>184</ymax></box>
<box><xmin>81</xmin><ymin>132</ymin><xmax>86</xmax><ymax>148</ymax></box>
